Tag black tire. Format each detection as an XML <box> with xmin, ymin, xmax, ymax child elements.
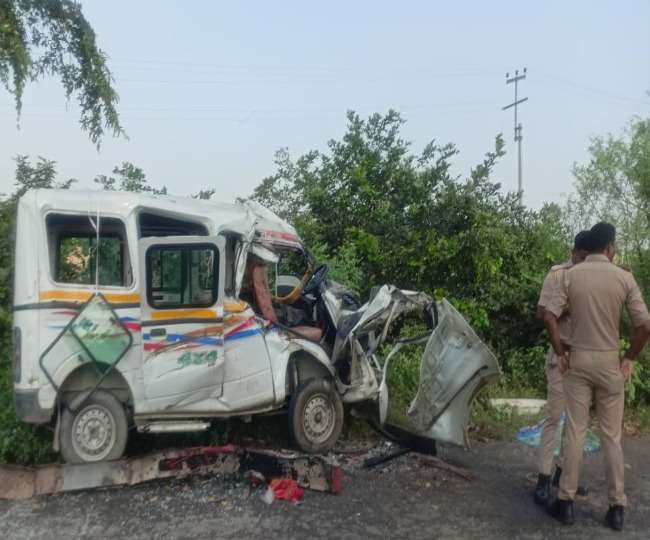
<box><xmin>60</xmin><ymin>390</ymin><xmax>128</xmax><ymax>464</ymax></box>
<box><xmin>288</xmin><ymin>379</ymin><xmax>344</xmax><ymax>454</ymax></box>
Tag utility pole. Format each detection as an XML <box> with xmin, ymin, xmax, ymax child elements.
<box><xmin>503</xmin><ymin>67</ymin><xmax>527</xmax><ymax>199</ymax></box>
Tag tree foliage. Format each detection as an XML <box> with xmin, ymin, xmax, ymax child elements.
<box><xmin>565</xmin><ymin>118</ymin><xmax>650</xmax><ymax>404</ymax></box>
<box><xmin>566</xmin><ymin>119</ymin><xmax>650</xmax><ymax>259</ymax></box>
<box><xmin>0</xmin><ymin>0</ymin><xmax>123</xmax><ymax>146</ymax></box>
<box><xmin>94</xmin><ymin>162</ymin><xmax>166</xmax><ymax>195</ymax></box>
<box><xmin>249</xmin><ymin>110</ymin><xmax>568</xmax><ymax>360</ymax></box>
<box><xmin>193</xmin><ymin>188</ymin><xmax>216</xmax><ymax>200</ymax></box>
<box><xmin>1</xmin><ymin>114</ymin><xmax>649</xmax><ymax>463</ymax></box>
<box><xmin>0</xmin><ymin>155</ymin><xmax>75</xmax><ymax>464</ymax></box>
<box><xmin>566</xmin><ymin>118</ymin><xmax>650</xmax><ymax>284</ymax></box>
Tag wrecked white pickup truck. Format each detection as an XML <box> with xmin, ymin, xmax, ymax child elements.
<box><xmin>12</xmin><ymin>190</ymin><xmax>500</xmax><ymax>463</ymax></box>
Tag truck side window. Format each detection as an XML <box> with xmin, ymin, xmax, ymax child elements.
<box><xmin>147</xmin><ymin>245</ymin><xmax>218</xmax><ymax>308</ymax></box>
<box><xmin>58</xmin><ymin>235</ymin><xmax>124</xmax><ymax>286</ymax></box>
<box><xmin>47</xmin><ymin>214</ymin><xmax>131</xmax><ymax>287</ymax></box>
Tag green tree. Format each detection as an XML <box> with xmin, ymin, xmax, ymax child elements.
<box><xmin>1</xmin><ymin>155</ymin><xmax>75</xmax><ymax>341</ymax></box>
<box><xmin>95</xmin><ymin>162</ymin><xmax>167</xmax><ymax>194</ymax></box>
<box><xmin>248</xmin><ymin>110</ymin><xmax>569</xmax><ymax>367</ymax></box>
<box><xmin>12</xmin><ymin>154</ymin><xmax>75</xmax><ymax>197</ymax></box>
<box><xmin>193</xmin><ymin>189</ymin><xmax>216</xmax><ymax>200</ymax></box>
<box><xmin>0</xmin><ymin>155</ymin><xmax>75</xmax><ymax>464</ymax></box>
<box><xmin>565</xmin><ymin>118</ymin><xmax>650</xmax><ymax>406</ymax></box>
<box><xmin>566</xmin><ymin>118</ymin><xmax>650</xmax><ymax>265</ymax></box>
<box><xmin>0</xmin><ymin>0</ymin><xmax>123</xmax><ymax>146</ymax></box>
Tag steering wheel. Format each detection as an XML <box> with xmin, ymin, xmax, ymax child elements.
<box><xmin>271</xmin><ymin>262</ymin><xmax>314</xmax><ymax>305</ymax></box>
<box><xmin>303</xmin><ymin>264</ymin><xmax>329</xmax><ymax>295</ymax></box>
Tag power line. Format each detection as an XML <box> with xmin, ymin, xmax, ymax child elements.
<box><xmin>0</xmin><ymin>100</ymin><xmax>501</xmax><ymax>123</ymax></box>
<box><xmin>534</xmin><ymin>72</ymin><xmax>650</xmax><ymax>105</ymax></box>
<box><xmin>0</xmin><ymin>100</ymin><xmax>501</xmax><ymax>114</ymax></box>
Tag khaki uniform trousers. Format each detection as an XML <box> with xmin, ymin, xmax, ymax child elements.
<box><xmin>538</xmin><ymin>348</ymin><xmax>565</xmax><ymax>475</ymax></box>
<box><xmin>559</xmin><ymin>350</ymin><xmax>626</xmax><ymax>506</ymax></box>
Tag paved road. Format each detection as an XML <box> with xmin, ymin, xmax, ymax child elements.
<box><xmin>2</xmin><ymin>437</ymin><xmax>649</xmax><ymax>539</ymax></box>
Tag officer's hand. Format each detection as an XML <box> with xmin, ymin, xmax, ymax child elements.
<box><xmin>620</xmin><ymin>358</ymin><xmax>635</xmax><ymax>383</ymax></box>
<box><xmin>558</xmin><ymin>352</ymin><xmax>570</xmax><ymax>374</ymax></box>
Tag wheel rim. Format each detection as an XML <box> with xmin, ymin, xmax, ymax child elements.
<box><xmin>71</xmin><ymin>403</ymin><xmax>117</xmax><ymax>462</ymax></box>
<box><xmin>302</xmin><ymin>392</ymin><xmax>336</xmax><ymax>445</ymax></box>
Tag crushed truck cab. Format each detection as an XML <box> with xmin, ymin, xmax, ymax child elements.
<box><xmin>12</xmin><ymin>189</ymin><xmax>500</xmax><ymax>463</ymax></box>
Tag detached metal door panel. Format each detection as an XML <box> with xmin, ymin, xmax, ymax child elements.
<box><xmin>139</xmin><ymin>236</ymin><xmax>226</xmax><ymax>412</ymax></box>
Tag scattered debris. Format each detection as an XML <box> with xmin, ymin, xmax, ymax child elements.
<box><xmin>363</xmin><ymin>447</ymin><xmax>411</xmax><ymax>469</ymax></box>
<box><xmin>260</xmin><ymin>485</ymin><xmax>275</xmax><ymax>505</ymax></box>
<box><xmin>516</xmin><ymin>414</ymin><xmax>601</xmax><ymax>455</ymax></box>
<box><xmin>0</xmin><ymin>437</ymin><xmax>476</xmax><ymax>502</ymax></box>
<box><xmin>413</xmin><ymin>455</ymin><xmax>473</xmax><ymax>481</ymax></box>
<box><xmin>269</xmin><ymin>478</ymin><xmax>304</xmax><ymax>503</ymax></box>
<box><xmin>0</xmin><ymin>445</ymin><xmax>342</xmax><ymax>501</ymax></box>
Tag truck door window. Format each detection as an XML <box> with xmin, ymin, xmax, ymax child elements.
<box><xmin>147</xmin><ymin>245</ymin><xmax>218</xmax><ymax>308</ymax></box>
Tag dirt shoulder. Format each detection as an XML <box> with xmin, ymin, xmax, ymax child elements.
<box><xmin>1</xmin><ymin>436</ymin><xmax>649</xmax><ymax>539</ymax></box>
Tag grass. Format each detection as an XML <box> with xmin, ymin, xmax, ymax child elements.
<box><xmin>468</xmin><ymin>388</ymin><xmax>650</xmax><ymax>444</ymax></box>
<box><xmin>469</xmin><ymin>398</ymin><xmax>544</xmax><ymax>442</ymax></box>
<box><xmin>623</xmin><ymin>405</ymin><xmax>650</xmax><ymax>436</ymax></box>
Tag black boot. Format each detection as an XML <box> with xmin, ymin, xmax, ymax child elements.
<box><xmin>605</xmin><ymin>505</ymin><xmax>624</xmax><ymax>531</ymax></box>
<box><xmin>534</xmin><ymin>474</ymin><xmax>551</xmax><ymax>506</ymax></box>
<box><xmin>547</xmin><ymin>498</ymin><xmax>575</xmax><ymax>525</ymax></box>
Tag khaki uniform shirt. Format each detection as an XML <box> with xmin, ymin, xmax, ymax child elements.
<box><xmin>546</xmin><ymin>254</ymin><xmax>650</xmax><ymax>351</ymax></box>
<box><xmin>538</xmin><ymin>261</ymin><xmax>573</xmax><ymax>345</ymax></box>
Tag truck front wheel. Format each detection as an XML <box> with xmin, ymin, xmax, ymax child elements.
<box><xmin>288</xmin><ymin>379</ymin><xmax>343</xmax><ymax>454</ymax></box>
<box><xmin>60</xmin><ymin>390</ymin><xmax>128</xmax><ymax>463</ymax></box>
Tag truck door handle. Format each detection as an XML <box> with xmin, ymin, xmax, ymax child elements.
<box><xmin>150</xmin><ymin>328</ymin><xmax>166</xmax><ymax>337</ymax></box>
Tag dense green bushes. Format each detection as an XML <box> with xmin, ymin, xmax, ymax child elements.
<box><xmin>252</xmin><ymin>111</ymin><xmax>571</xmax><ymax>396</ymax></box>
<box><xmin>0</xmin><ymin>113</ymin><xmax>648</xmax><ymax>464</ymax></box>
<box><xmin>0</xmin><ymin>362</ymin><xmax>55</xmax><ymax>464</ymax></box>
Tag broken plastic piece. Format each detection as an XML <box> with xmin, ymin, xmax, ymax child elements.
<box><xmin>260</xmin><ymin>485</ymin><xmax>275</xmax><ymax>505</ymax></box>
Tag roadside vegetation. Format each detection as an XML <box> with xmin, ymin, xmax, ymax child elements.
<box><xmin>1</xmin><ymin>112</ymin><xmax>649</xmax><ymax>464</ymax></box>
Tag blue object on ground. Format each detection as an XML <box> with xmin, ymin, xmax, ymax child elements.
<box><xmin>516</xmin><ymin>413</ymin><xmax>601</xmax><ymax>454</ymax></box>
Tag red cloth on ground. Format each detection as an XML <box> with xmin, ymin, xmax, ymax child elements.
<box><xmin>269</xmin><ymin>478</ymin><xmax>304</xmax><ymax>502</ymax></box>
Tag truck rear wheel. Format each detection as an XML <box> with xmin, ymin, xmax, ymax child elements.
<box><xmin>288</xmin><ymin>379</ymin><xmax>343</xmax><ymax>454</ymax></box>
<box><xmin>60</xmin><ymin>390</ymin><xmax>128</xmax><ymax>464</ymax></box>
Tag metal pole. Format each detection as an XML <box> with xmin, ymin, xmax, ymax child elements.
<box><xmin>503</xmin><ymin>68</ymin><xmax>527</xmax><ymax>201</ymax></box>
<box><xmin>517</xmin><ymin>124</ymin><xmax>523</xmax><ymax>196</ymax></box>
<box><xmin>514</xmin><ymin>78</ymin><xmax>518</xmax><ymax>139</ymax></box>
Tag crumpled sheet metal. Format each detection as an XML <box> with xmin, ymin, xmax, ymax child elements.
<box><xmin>407</xmin><ymin>299</ymin><xmax>500</xmax><ymax>446</ymax></box>
<box><xmin>349</xmin><ymin>286</ymin><xmax>432</xmax><ymax>339</ymax></box>
<box><xmin>0</xmin><ymin>445</ymin><xmax>342</xmax><ymax>500</ymax></box>
<box><xmin>332</xmin><ymin>285</ymin><xmax>433</xmax><ymax>364</ymax></box>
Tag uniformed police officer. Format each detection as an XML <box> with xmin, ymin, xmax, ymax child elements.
<box><xmin>544</xmin><ymin>222</ymin><xmax>650</xmax><ymax>531</ymax></box>
<box><xmin>533</xmin><ymin>230</ymin><xmax>590</xmax><ymax>506</ymax></box>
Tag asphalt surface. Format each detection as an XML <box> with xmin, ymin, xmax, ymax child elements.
<box><xmin>1</xmin><ymin>436</ymin><xmax>649</xmax><ymax>539</ymax></box>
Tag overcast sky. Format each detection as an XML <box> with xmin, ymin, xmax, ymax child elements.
<box><xmin>1</xmin><ymin>0</ymin><xmax>649</xmax><ymax>208</ymax></box>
